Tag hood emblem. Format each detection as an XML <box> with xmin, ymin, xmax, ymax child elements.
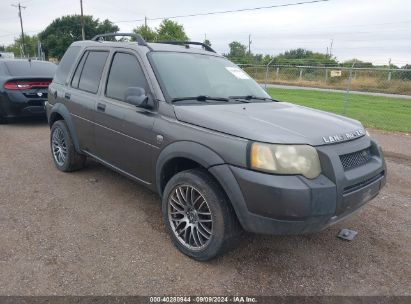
<box><xmin>323</xmin><ymin>129</ymin><xmax>365</xmax><ymax>144</ymax></box>
<box><xmin>37</xmin><ymin>92</ymin><xmax>43</xmax><ymax>97</ymax></box>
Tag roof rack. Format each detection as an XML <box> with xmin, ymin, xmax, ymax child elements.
<box><xmin>156</xmin><ymin>41</ymin><xmax>216</xmax><ymax>53</ymax></box>
<box><xmin>91</xmin><ymin>32</ymin><xmax>148</xmax><ymax>46</ymax></box>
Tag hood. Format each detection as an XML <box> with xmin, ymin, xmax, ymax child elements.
<box><xmin>174</xmin><ymin>102</ymin><xmax>364</xmax><ymax>146</ymax></box>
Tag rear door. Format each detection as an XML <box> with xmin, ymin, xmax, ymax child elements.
<box><xmin>67</xmin><ymin>49</ymin><xmax>109</xmax><ymax>152</ymax></box>
<box><xmin>93</xmin><ymin>50</ymin><xmax>156</xmax><ymax>184</ymax></box>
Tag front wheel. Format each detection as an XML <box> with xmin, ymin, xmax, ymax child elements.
<box><xmin>162</xmin><ymin>169</ymin><xmax>242</xmax><ymax>261</ymax></box>
<box><xmin>50</xmin><ymin>120</ymin><xmax>86</xmax><ymax>172</ymax></box>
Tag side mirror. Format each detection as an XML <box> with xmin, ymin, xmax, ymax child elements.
<box><xmin>125</xmin><ymin>87</ymin><xmax>149</xmax><ymax>107</ymax></box>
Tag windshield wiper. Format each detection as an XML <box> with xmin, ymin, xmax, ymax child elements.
<box><xmin>171</xmin><ymin>95</ymin><xmax>230</xmax><ymax>103</ymax></box>
<box><xmin>229</xmin><ymin>95</ymin><xmax>275</xmax><ymax>102</ymax></box>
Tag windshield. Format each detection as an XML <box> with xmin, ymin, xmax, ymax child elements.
<box><xmin>149</xmin><ymin>52</ymin><xmax>270</xmax><ymax>101</ymax></box>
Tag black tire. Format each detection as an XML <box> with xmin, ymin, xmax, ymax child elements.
<box><xmin>50</xmin><ymin>120</ymin><xmax>86</xmax><ymax>172</ymax></box>
<box><xmin>162</xmin><ymin>168</ymin><xmax>242</xmax><ymax>261</ymax></box>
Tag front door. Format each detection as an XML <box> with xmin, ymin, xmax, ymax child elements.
<box><xmin>93</xmin><ymin>51</ymin><xmax>156</xmax><ymax>184</ymax></box>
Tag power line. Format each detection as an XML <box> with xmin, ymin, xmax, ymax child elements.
<box><xmin>113</xmin><ymin>0</ymin><xmax>332</xmax><ymax>23</ymax></box>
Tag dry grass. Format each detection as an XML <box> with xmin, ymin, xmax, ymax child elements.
<box><xmin>242</xmin><ymin>67</ymin><xmax>411</xmax><ymax>95</ymax></box>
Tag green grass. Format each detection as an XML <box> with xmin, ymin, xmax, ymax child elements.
<box><xmin>267</xmin><ymin>88</ymin><xmax>411</xmax><ymax>133</ymax></box>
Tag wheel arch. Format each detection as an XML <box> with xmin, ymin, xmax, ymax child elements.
<box><xmin>48</xmin><ymin>103</ymin><xmax>81</xmax><ymax>153</ymax></box>
<box><xmin>156</xmin><ymin>141</ymin><xmax>248</xmax><ymax>232</ymax></box>
<box><xmin>156</xmin><ymin>141</ymin><xmax>226</xmax><ymax>196</ymax></box>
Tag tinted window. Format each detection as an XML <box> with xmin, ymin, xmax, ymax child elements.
<box><xmin>106</xmin><ymin>52</ymin><xmax>147</xmax><ymax>101</ymax></box>
<box><xmin>4</xmin><ymin>60</ymin><xmax>56</xmax><ymax>77</ymax></box>
<box><xmin>78</xmin><ymin>51</ymin><xmax>108</xmax><ymax>93</ymax></box>
<box><xmin>54</xmin><ymin>46</ymin><xmax>81</xmax><ymax>84</ymax></box>
<box><xmin>71</xmin><ymin>51</ymin><xmax>88</xmax><ymax>88</ymax></box>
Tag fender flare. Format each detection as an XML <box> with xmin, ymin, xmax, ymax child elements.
<box><xmin>49</xmin><ymin>103</ymin><xmax>81</xmax><ymax>153</ymax></box>
<box><xmin>155</xmin><ymin>141</ymin><xmax>251</xmax><ymax>230</ymax></box>
<box><xmin>155</xmin><ymin>141</ymin><xmax>225</xmax><ymax>195</ymax></box>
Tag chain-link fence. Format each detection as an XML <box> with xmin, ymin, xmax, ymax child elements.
<box><xmin>238</xmin><ymin>64</ymin><xmax>411</xmax><ymax>96</ymax></box>
<box><xmin>237</xmin><ymin>63</ymin><xmax>411</xmax><ymax>133</ymax></box>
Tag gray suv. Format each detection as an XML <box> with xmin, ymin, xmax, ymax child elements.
<box><xmin>46</xmin><ymin>33</ymin><xmax>386</xmax><ymax>261</ymax></box>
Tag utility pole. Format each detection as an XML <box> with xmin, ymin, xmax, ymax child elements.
<box><xmin>11</xmin><ymin>3</ymin><xmax>26</xmax><ymax>57</ymax></box>
<box><xmin>329</xmin><ymin>39</ymin><xmax>334</xmax><ymax>57</ymax></box>
<box><xmin>388</xmin><ymin>58</ymin><xmax>392</xmax><ymax>81</ymax></box>
<box><xmin>248</xmin><ymin>34</ymin><xmax>252</xmax><ymax>55</ymax></box>
<box><xmin>144</xmin><ymin>16</ymin><xmax>147</xmax><ymax>27</ymax></box>
<box><xmin>80</xmin><ymin>0</ymin><xmax>85</xmax><ymax>40</ymax></box>
<box><xmin>343</xmin><ymin>59</ymin><xmax>356</xmax><ymax>115</ymax></box>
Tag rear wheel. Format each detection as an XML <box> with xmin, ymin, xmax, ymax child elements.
<box><xmin>50</xmin><ymin>120</ymin><xmax>86</xmax><ymax>172</ymax></box>
<box><xmin>162</xmin><ymin>169</ymin><xmax>242</xmax><ymax>261</ymax></box>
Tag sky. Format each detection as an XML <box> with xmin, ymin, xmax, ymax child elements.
<box><xmin>0</xmin><ymin>0</ymin><xmax>410</xmax><ymax>66</ymax></box>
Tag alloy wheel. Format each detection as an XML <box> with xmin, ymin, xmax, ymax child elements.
<box><xmin>51</xmin><ymin>126</ymin><xmax>68</xmax><ymax>167</ymax></box>
<box><xmin>168</xmin><ymin>185</ymin><xmax>213</xmax><ymax>251</ymax></box>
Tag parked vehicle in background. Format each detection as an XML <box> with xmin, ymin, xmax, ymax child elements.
<box><xmin>46</xmin><ymin>33</ymin><xmax>386</xmax><ymax>261</ymax></box>
<box><xmin>0</xmin><ymin>59</ymin><xmax>56</xmax><ymax>123</ymax></box>
<box><xmin>0</xmin><ymin>52</ymin><xmax>15</xmax><ymax>59</ymax></box>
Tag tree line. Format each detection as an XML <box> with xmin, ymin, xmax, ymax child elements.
<box><xmin>1</xmin><ymin>14</ymin><xmax>409</xmax><ymax>73</ymax></box>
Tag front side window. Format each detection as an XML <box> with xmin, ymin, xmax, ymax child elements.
<box><xmin>77</xmin><ymin>51</ymin><xmax>108</xmax><ymax>93</ymax></box>
<box><xmin>149</xmin><ymin>52</ymin><xmax>270</xmax><ymax>101</ymax></box>
<box><xmin>106</xmin><ymin>52</ymin><xmax>147</xmax><ymax>102</ymax></box>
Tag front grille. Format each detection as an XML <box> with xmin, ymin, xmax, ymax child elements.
<box><xmin>343</xmin><ymin>171</ymin><xmax>384</xmax><ymax>195</ymax></box>
<box><xmin>340</xmin><ymin>148</ymin><xmax>372</xmax><ymax>170</ymax></box>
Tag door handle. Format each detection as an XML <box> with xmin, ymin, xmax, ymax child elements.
<box><xmin>64</xmin><ymin>92</ymin><xmax>71</xmax><ymax>100</ymax></box>
<box><xmin>97</xmin><ymin>103</ymin><xmax>106</xmax><ymax>112</ymax></box>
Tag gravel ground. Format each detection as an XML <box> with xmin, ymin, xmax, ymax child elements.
<box><xmin>0</xmin><ymin>119</ymin><xmax>410</xmax><ymax>296</ymax></box>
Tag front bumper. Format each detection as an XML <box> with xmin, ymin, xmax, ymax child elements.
<box><xmin>209</xmin><ymin>136</ymin><xmax>386</xmax><ymax>235</ymax></box>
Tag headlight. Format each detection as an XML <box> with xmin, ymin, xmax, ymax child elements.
<box><xmin>250</xmin><ymin>143</ymin><xmax>321</xmax><ymax>179</ymax></box>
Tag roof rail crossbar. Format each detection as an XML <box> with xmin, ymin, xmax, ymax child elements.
<box><xmin>156</xmin><ymin>41</ymin><xmax>216</xmax><ymax>53</ymax></box>
<box><xmin>91</xmin><ymin>32</ymin><xmax>148</xmax><ymax>46</ymax></box>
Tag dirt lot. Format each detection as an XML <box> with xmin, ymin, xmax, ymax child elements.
<box><xmin>0</xmin><ymin>119</ymin><xmax>410</xmax><ymax>296</ymax></box>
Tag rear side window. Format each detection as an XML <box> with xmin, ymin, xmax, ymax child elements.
<box><xmin>54</xmin><ymin>46</ymin><xmax>81</xmax><ymax>84</ymax></box>
<box><xmin>71</xmin><ymin>52</ymin><xmax>88</xmax><ymax>89</ymax></box>
<box><xmin>106</xmin><ymin>52</ymin><xmax>147</xmax><ymax>101</ymax></box>
<box><xmin>4</xmin><ymin>61</ymin><xmax>56</xmax><ymax>77</ymax></box>
<box><xmin>78</xmin><ymin>51</ymin><xmax>108</xmax><ymax>93</ymax></box>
